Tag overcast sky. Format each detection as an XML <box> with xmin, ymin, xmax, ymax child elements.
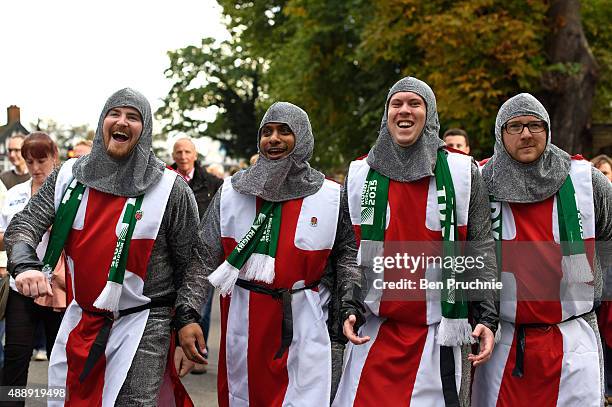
<box><xmin>0</xmin><ymin>0</ymin><xmax>229</xmax><ymax>134</ymax></box>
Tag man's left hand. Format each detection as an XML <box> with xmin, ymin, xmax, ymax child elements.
<box><xmin>468</xmin><ymin>323</ymin><xmax>494</xmax><ymax>367</ymax></box>
<box><xmin>174</xmin><ymin>346</ymin><xmax>195</xmax><ymax>377</ymax></box>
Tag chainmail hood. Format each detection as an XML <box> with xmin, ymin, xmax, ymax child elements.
<box><xmin>482</xmin><ymin>93</ymin><xmax>571</xmax><ymax>203</ymax></box>
<box><xmin>72</xmin><ymin>88</ymin><xmax>165</xmax><ymax>197</ymax></box>
<box><xmin>366</xmin><ymin>76</ymin><xmax>445</xmax><ymax>182</ymax></box>
<box><xmin>231</xmin><ymin>102</ymin><xmax>325</xmax><ymax>202</ymax></box>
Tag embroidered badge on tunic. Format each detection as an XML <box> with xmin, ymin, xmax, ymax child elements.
<box><xmin>135</xmin><ymin>210</ymin><xmax>143</xmax><ymax>221</ymax></box>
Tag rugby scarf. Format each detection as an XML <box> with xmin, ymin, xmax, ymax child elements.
<box><xmin>360</xmin><ymin>150</ymin><xmax>473</xmax><ymax>346</ymax></box>
<box><xmin>207</xmin><ymin>201</ymin><xmax>282</xmax><ymax>296</ymax></box>
<box><xmin>42</xmin><ymin>179</ymin><xmax>144</xmax><ymax>313</ymax></box>
<box><xmin>490</xmin><ymin>175</ymin><xmax>592</xmax><ymax>283</ymax></box>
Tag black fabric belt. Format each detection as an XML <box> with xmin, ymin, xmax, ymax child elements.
<box><xmin>512</xmin><ymin>311</ymin><xmax>591</xmax><ymax>378</ymax></box>
<box><xmin>235</xmin><ymin>278</ymin><xmax>320</xmax><ymax>359</ymax></box>
<box><xmin>440</xmin><ymin>346</ymin><xmax>460</xmax><ymax>407</ymax></box>
<box><xmin>79</xmin><ymin>294</ymin><xmax>176</xmax><ymax>383</ymax></box>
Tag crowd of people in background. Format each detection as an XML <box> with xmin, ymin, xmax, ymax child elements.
<box><xmin>0</xmin><ymin>80</ymin><xmax>609</xmax><ymax>407</ymax></box>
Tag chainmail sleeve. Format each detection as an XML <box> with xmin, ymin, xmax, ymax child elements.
<box><xmin>150</xmin><ymin>177</ymin><xmax>199</xmax><ymax>327</ymax></box>
<box><xmin>174</xmin><ymin>188</ymin><xmax>222</xmax><ymax>329</ymax></box>
<box><xmin>5</xmin><ymin>168</ymin><xmax>58</xmax><ymax>276</ymax></box>
<box><xmin>465</xmin><ymin>161</ymin><xmax>499</xmax><ymax>333</ymax></box>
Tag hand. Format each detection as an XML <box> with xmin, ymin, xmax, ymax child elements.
<box><xmin>468</xmin><ymin>323</ymin><xmax>494</xmax><ymax>367</ymax></box>
<box><xmin>343</xmin><ymin>314</ymin><xmax>370</xmax><ymax>345</ymax></box>
<box><xmin>0</xmin><ymin>267</ymin><xmax>7</xmax><ymax>278</ymax></box>
<box><xmin>173</xmin><ymin>346</ymin><xmax>195</xmax><ymax>377</ymax></box>
<box><xmin>178</xmin><ymin>323</ymin><xmax>208</xmax><ymax>364</ymax></box>
<box><xmin>15</xmin><ymin>270</ymin><xmax>53</xmax><ymax>298</ymax></box>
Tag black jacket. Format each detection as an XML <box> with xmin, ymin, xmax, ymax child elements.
<box><xmin>171</xmin><ymin>161</ymin><xmax>223</xmax><ymax>220</ymax></box>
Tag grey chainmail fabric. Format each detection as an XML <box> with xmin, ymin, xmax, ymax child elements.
<box><xmin>481</xmin><ymin>93</ymin><xmax>571</xmax><ymax>203</ymax></box>
<box><xmin>367</xmin><ymin>76</ymin><xmax>445</xmax><ymax>182</ymax></box>
<box><xmin>72</xmin><ymin>88</ymin><xmax>165</xmax><ymax>197</ymax></box>
<box><xmin>5</xmin><ymin>169</ymin><xmax>202</xmax><ymax>405</ymax></box>
<box><xmin>231</xmin><ymin>102</ymin><xmax>325</xmax><ymax>202</ymax></box>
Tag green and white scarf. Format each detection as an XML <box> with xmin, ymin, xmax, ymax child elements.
<box><xmin>490</xmin><ymin>175</ymin><xmax>592</xmax><ymax>284</ymax></box>
<box><xmin>360</xmin><ymin>150</ymin><xmax>473</xmax><ymax>346</ymax></box>
<box><xmin>208</xmin><ymin>201</ymin><xmax>282</xmax><ymax>296</ymax></box>
<box><xmin>43</xmin><ymin>179</ymin><xmax>144</xmax><ymax>313</ymax></box>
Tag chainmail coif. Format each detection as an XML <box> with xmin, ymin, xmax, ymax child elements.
<box><xmin>231</xmin><ymin>101</ymin><xmax>325</xmax><ymax>202</ymax></box>
<box><xmin>481</xmin><ymin>92</ymin><xmax>571</xmax><ymax>203</ymax></box>
<box><xmin>72</xmin><ymin>87</ymin><xmax>165</xmax><ymax>197</ymax></box>
<box><xmin>367</xmin><ymin>76</ymin><xmax>445</xmax><ymax>182</ymax></box>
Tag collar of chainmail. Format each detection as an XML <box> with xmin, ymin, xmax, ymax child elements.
<box><xmin>231</xmin><ymin>102</ymin><xmax>325</xmax><ymax>202</ymax></box>
<box><xmin>72</xmin><ymin>88</ymin><xmax>165</xmax><ymax>197</ymax></box>
<box><xmin>366</xmin><ymin>77</ymin><xmax>445</xmax><ymax>182</ymax></box>
<box><xmin>482</xmin><ymin>93</ymin><xmax>570</xmax><ymax>203</ymax></box>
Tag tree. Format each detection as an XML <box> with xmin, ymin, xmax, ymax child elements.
<box><xmin>165</xmin><ymin>1</ymin><xmax>611</xmax><ymax>170</ymax></box>
<box><xmin>540</xmin><ymin>0</ymin><xmax>599</xmax><ymax>154</ymax></box>
<box><xmin>156</xmin><ymin>37</ymin><xmax>265</xmax><ymax>159</ymax></box>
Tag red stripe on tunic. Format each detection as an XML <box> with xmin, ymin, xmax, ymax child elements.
<box><xmin>65</xmin><ymin>189</ymin><xmax>154</xmax><ymax>311</ymax></box>
<box><xmin>218</xmin><ymin>198</ymin><xmax>331</xmax><ymax>406</ymax></box>
<box><xmin>217</xmin><ymin>294</ymin><xmax>230</xmax><ymax>407</ymax></box>
<box><xmin>64</xmin><ymin>312</ymin><xmax>107</xmax><ymax>406</ymax></box>
<box><xmin>353</xmin><ymin>321</ymin><xmax>429</xmax><ymax>406</ymax></box>
<box><xmin>509</xmin><ymin>199</ymin><xmax>562</xmax><ymax>324</ymax></box>
<box><xmin>496</xmin><ymin>325</ymin><xmax>563</xmax><ymax>407</ymax></box>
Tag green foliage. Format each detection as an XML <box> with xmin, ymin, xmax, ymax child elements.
<box><xmin>582</xmin><ymin>0</ymin><xmax>612</xmax><ymax>122</ymax></box>
<box><xmin>156</xmin><ymin>37</ymin><xmax>265</xmax><ymax>158</ymax></box>
<box><xmin>161</xmin><ymin>0</ymin><xmax>611</xmax><ymax>169</ymax></box>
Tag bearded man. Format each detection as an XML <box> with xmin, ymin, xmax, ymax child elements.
<box><xmin>200</xmin><ymin>102</ymin><xmax>364</xmax><ymax>406</ymax></box>
<box><xmin>472</xmin><ymin>93</ymin><xmax>612</xmax><ymax>406</ymax></box>
<box><xmin>333</xmin><ymin>76</ymin><xmax>498</xmax><ymax>407</ymax></box>
<box><xmin>5</xmin><ymin>88</ymin><xmax>204</xmax><ymax>406</ymax></box>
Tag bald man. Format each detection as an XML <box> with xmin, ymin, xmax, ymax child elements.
<box><xmin>171</xmin><ymin>137</ymin><xmax>223</xmax><ymax>218</ymax></box>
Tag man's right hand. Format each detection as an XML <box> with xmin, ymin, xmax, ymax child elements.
<box><xmin>178</xmin><ymin>323</ymin><xmax>207</xmax><ymax>364</ymax></box>
<box><xmin>15</xmin><ymin>270</ymin><xmax>53</xmax><ymax>298</ymax></box>
<box><xmin>343</xmin><ymin>314</ymin><xmax>370</xmax><ymax>345</ymax></box>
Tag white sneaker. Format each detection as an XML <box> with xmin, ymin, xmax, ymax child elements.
<box><xmin>33</xmin><ymin>350</ymin><xmax>47</xmax><ymax>361</ymax></box>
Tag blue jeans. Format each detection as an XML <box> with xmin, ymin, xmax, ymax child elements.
<box><xmin>198</xmin><ymin>285</ymin><xmax>214</xmax><ymax>356</ymax></box>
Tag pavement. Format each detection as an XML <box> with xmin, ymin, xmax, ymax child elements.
<box><xmin>23</xmin><ymin>295</ymin><xmax>221</xmax><ymax>406</ymax></box>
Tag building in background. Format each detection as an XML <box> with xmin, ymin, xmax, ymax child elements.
<box><xmin>0</xmin><ymin>106</ymin><xmax>29</xmax><ymax>171</ymax></box>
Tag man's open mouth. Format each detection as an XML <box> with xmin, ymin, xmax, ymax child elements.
<box><xmin>112</xmin><ymin>131</ymin><xmax>129</xmax><ymax>142</ymax></box>
<box><xmin>267</xmin><ymin>147</ymin><xmax>286</xmax><ymax>155</ymax></box>
<box><xmin>397</xmin><ymin>120</ymin><xmax>414</xmax><ymax>128</ymax></box>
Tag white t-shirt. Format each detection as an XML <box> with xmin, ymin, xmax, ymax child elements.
<box><xmin>0</xmin><ymin>180</ymin><xmax>50</xmax><ymax>291</ymax></box>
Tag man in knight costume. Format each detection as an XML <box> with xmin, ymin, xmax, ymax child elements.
<box><xmin>5</xmin><ymin>88</ymin><xmax>204</xmax><ymax>406</ymax></box>
<box><xmin>472</xmin><ymin>93</ymin><xmax>612</xmax><ymax>406</ymax></box>
<box><xmin>332</xmin><ymin>76</ymin><xmax>499</xmax><ymax>406</ymax></box>
<box><xmin>199</xmin><ymin>101</ymin><xmax>365</xmax><ymax>406</ymax></box>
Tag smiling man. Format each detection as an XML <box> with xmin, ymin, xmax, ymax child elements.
<box><xmin>472</xmin><ymin>93</ymin><xmax>612</xmax><ymax>406</ymax></box>
<box><xmin>198</xmin><ymin>102</ymin><xmax>365</xmax><ymax>406</ymax></box>
<box><xmin>4</xmin><ymin>88</ymin><xmax>203</xmax><ymax>406</ymax></box>
<box><xmin>333</xmin><ymin>76</ymin><xmax>498</xmax><ymax>407</ymax></box>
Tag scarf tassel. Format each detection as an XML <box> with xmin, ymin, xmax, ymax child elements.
<box><xmin>93</xmin><ymin>281</ymin><xmax>123</xmax><ymax>312</ymax></box>
<box><xmin>244</xmin><ymin>253</ymin><xmax>275</xmax><ymax>284</ymax></box>
<box><xmin>208</xmin><ymin>261</ymin><xmax>240</xmax><ymax>296</ymax></box>
<box><xmin>436</xmin><ymin>317</ymin><xmax>475</xmax><ymax>346</ymax></box>
<box><xmin>561</xmin><ymin>253</ymin><xmax>593</xmax><ymax>283</ymax></box>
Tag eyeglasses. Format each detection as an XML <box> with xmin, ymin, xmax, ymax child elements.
<box><xmin>503</xmin><ymin>121</ymin><xmax>547</xmax><ymax>135</ymax></box>
<box><xmin>7</xmin><ymin>148</ymin><xmax>21</xmax><ymax>153</ymax></box>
